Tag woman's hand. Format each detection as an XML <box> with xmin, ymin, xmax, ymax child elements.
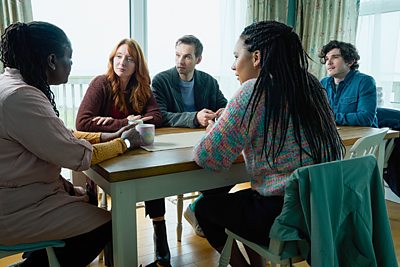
<box><xmin>215</xmin><ymin>108</ymin><xmax>225</xmax><ymax>118</ymax></box>
<box><xmin>127</xmin><ymin>114</ymin><xmax>154</xmax><ymax>123</ymax></box>
<box><xmin>127</xmin><ymin>114</ymin><xmax>142</xmax><ymax>121</ymax></box>
<box><xmin>206</xmin><ymin>119</ymin><xmax>215</xmax><ymax>133</ymax></box>
<box><xmin>100</xmin><ymin>124</ymin><xmax>135</xmax><ymax>142</ymax></box>
<box><xmin>121</xmin><ymin>127</ymin><xmax>142</xmax><ymax>149</ymax></box>
<box><xmin>92</xmin><ymin>116</ymin><xmax>113</xmax><ymax>125</ymax></box>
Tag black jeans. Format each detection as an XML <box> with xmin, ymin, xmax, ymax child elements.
<box><xmin>196</xmin><ymin>188</ymin><xmax>284</xmax><ymax>248</ymax></box>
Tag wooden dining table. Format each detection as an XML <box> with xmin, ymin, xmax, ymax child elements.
<box><xmin>83</xmin><ymin>126</ymin><xmax>399</xmax><ymax>267</ymax></box>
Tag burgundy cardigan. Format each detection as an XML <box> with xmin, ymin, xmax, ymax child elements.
<box><xmin>75</xmin><ymin>75</ymin><xmax>162</xmax><ymax>132</ymax></box>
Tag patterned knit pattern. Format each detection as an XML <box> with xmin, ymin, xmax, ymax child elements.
<box><xmin>194</xmin><ymin>79</ymin><xmax>313</xmax><ymax>196</ymax></box>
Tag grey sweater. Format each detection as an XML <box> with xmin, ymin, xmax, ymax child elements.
<box><xmin>152</xmin><ymin>67</ymin><xmax>227</xmax><ymax>128</ymax></box>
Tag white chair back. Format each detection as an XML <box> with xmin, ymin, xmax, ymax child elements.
<box><xmin>347</xmin><ymin>127</ymin><xmax>389</xmax><ymax>159</ymax></box>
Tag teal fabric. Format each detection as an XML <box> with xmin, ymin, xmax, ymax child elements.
<box><xmin>189</xmin><ymin>193</ymin><xmax>204</xmax><ymax>211</ymax></box>
<box><xmin>0</xmin><ymin>240</ymin><xmax>65</xmax><ymax>252</ymax></box>
<box><xmin>269</xmin><ymin>155</ymin><xmax>397</xmax><ymax>267</ymax></box>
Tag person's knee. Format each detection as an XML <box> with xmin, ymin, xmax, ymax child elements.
<box><xmin>145</xmin><ymin>198</ymin><xmax>166</xmax><ymax>218</ymax></box>
<box><xmin>151</xmin><ymin>216</ymin><xmax>165</xmax><ymax>221</ymax></box>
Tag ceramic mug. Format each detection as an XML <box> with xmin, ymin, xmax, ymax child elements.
<box><xmin>135</xmin><ymin>123</ymin><xmax>155</xmax><ymax>145</ymax></box>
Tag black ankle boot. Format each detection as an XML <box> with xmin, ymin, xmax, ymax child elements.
<box><xmin>149</xmin><ymin>220</ymin><xmax>171</xmax><ymax>267</ymax></box>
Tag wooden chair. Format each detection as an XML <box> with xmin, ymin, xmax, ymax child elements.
<box><xmin>0</xmin><ymin>240</ymin><xmax>65</xmax><ymax>267</ymax></box>
<box><xmin>176</xmin><ymin>192</ymin><xmax>200</xmax><ymax>241</ymax></box>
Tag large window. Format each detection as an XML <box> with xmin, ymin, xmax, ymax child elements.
<box><xmin>31</xmin><ymin>0</ymin><xmax>130</xmax><ymax>129</ymax></box>
<box><xmin>30</xmin><ymin>0</ymin><xmax>246</xmax><ymax>131</ymax></box>
<box><xmin>147</xmin><ymin>0</ymin><xmax>246</xmax><ymax>98</ymax></box>
<box><xmin>147</xmin><ymin>0</ymin><xmax>222</xmax><ymax>77</ymax></box>
<box><xmin>31</xmin><ymin>0</ymin><xmax>130</xmax><ymax>77</ymax></box>
<box><xmin>356</xmin><ymin>0</ymin><xmax>400</xmax><ymax>109</ymax></box>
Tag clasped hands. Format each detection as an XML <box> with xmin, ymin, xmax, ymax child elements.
<box><xmin>196</xmin><ymin>108</ymin><xmax>224</xmax><ymax>127</ymax></box>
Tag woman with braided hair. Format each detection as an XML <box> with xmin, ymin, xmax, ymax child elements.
<box><xmin>193</xmin><ymin>21</ymin><xmax>345</xmax><ymax>267</ymax></box>
<box><xmin>0</xmin><ymin>21</ymin><xmax>142</xmax><ymax>266</ymax></box>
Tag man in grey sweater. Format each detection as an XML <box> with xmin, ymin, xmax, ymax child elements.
<box><xmin>152</xmin><ymin>35</ymin><xmax>227</xmax><ymax>128</ymax></box>
<box><xmin>150</xmin><ymin>36</ymin><xmax>230</xmax><ymax>263</ymax></box>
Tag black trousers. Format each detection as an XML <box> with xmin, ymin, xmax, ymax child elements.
<box><xmin>195</xmin><ymin>188</ymin><xmax>284</xmax><ymax>249</ymax></box>
<box><xmin>21</xmin><ymin>221</ymin><xmax>112</xmax><ymax>267</ymax></box>
<box><xmin>145</xmin><ymin>198</ymin><xmax>166</xmax><ymax>218</ymax></box>
<box><xmin>144</xmin><ymin>185</ymin><xmax>233</xmax><ymax>218</ymax></box>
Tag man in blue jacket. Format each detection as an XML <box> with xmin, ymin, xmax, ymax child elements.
<box><xmin>319</xmin><ymin>40</ymin><xmax>378</xmax><ymax>127</ymax></box>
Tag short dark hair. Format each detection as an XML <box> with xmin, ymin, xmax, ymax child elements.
<box><xmin>175</xmin><ymin>35</ymin><xmax>203</xmax><ymax>57</ymax></box>
<box><xmin>319</xmin><ymin>40</ymin><xmax>360</xmax><ymax>70</ymax></box>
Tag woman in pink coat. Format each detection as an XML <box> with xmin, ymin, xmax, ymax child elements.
<box><xmin>0</xmin><ymin>21</ymin><xmax>140</xmax><ymax>266</ymax></box>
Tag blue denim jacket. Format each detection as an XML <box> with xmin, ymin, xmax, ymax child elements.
<box><xmin>320</xmin><ymin>69</ymin><xmax>378</xmax><ymax>127</ymax></box>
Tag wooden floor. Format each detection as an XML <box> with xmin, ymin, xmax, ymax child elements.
<box><xmin>1</xmin><ymin>184</ymin><xmax>399</xmax><ymax>267</ymax></box>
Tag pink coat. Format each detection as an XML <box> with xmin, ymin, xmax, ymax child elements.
<box><xmin>0</xmin><ymin>68</ymin><xmax>110</xmax><ymax>245</ymax></box>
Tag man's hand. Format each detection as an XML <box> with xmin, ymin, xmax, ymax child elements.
<box><xmin>196</xmin><ymin>108</ymin><xmax>216</xmax><ymax>127</ymax></box>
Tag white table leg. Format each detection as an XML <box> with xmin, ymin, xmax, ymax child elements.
<box><xmin>111</xmin><ymin>181</ymin><xmax>138</xmax><ymax>267</ymax></box>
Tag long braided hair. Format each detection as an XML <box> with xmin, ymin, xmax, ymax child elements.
<box><xmin>241</xmin><ymin>21</ymin><xmax>344</xmax><ymax>166</ymax></box>
<box><xmin>0</xmin><ymin>22</ymin><xmax>71</xmax><ymax>116</ymax></box>
<box><xmin>106</xmin><ymin>38</ymin><xmax>151</xmax><ymax>114</ymax></box>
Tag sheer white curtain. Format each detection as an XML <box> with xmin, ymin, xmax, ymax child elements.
<box><xmin>147</xmin><ymin>0</ymin><xmax>246</xmax><ymax>100</ymax></box>
<box><xmin>218</xmin><ymin>0</ymin><xmax>247</xmax><ymax>99</ymax></box>
<box><xmin>356</xmin><ymin>0</ymin><xmax>400</xmax><ymax>109</ymax></box>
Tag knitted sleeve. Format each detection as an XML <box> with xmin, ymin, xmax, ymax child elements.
<box><xmin>193</xmin><ymin>79</ymin><xmax>256</xmax><ymax>171</ymax></box>
<box><xmin>91</xmin><ymin>138</ymin><xmax>127</xmax><ymax>165</ymax></box>
<box><xmin>73</xmin><ymin>131</ymin><xmax>127</xmax><ymax>165</ymax></box>
<box><xmin>73</xmin><ymin>131</ymin><xmax>101</xmax><ymax>144</ymax></box>
<box><xmin>75</xmin><ymin>75</ymin><xmax>128</xmax><ymax>132</ymax></box>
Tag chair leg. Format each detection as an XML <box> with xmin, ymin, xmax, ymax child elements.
<box><xmin>46</xmin><ymin>247</ymin><xmax>61</xmax><ymax>267</ymax></box>
<box><xmin>176</xmin><ymin>194</ymin><xmax>183</xmax><ymax>242</ymax></box>
<box><xmin>100</xmin><ymin>187</ymin><xmax>108</xmax><ymax>210</ymax></box>
<box><xmin>218</xmin><ymin>235</ymin><xmax>234</xmax><ymax>267</ymax></box>
<box><xmin>98</xmin><ymin>188</ymin><xmax>107</xmax><ymax>262</ymax></box>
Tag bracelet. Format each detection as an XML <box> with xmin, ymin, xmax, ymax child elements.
<box><xmin>123</xmin><ymin>138</ymin><xmax>131</xmax><ymax>149</ymax></box>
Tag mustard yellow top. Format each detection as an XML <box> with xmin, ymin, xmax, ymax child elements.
<box><xmin>73</xmin><ymin>131</ymin><xmax>127</xmax><ymax>165</ymax></box>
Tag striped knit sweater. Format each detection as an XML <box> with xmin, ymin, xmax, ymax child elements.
<box><xmin>193</xmin><ymin>79</ymin><xmax>313</xmax><ymax>196</ymax></box>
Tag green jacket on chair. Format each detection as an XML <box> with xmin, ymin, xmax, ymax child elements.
<box><xmin>270</xmin><ymin>155</ymin><xmax>398</xmax><ymax>267</ymax></box>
